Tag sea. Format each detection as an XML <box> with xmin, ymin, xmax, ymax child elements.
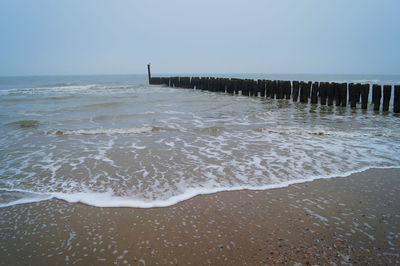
<box><xmin>1</xmin><ymin>74</ymin><xmax>400</xmax><ymax>208</ymax></box>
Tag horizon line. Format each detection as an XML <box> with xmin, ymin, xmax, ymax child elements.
<box><xmin>1</xmin><ymin>72</ymin><xmax>400</xmax><ymax>78</ymax></box>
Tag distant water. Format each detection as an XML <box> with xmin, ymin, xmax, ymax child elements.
<box><xmin>1</xmin><ymin>74</ymin><xmax>400</xmax><ymax>208</ymax></box>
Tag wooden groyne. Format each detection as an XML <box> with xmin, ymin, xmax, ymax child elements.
<box><xmin>149</xmin><ymin>76</ymin><xmax>400</xmax><ymax>114</ymax></box>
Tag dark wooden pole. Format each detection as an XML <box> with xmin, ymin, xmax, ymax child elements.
<box><xmin>260</xmin><ymin>80</ymin><xmax>266</xmax><ymax>97</ymax></box>
<box><xmin>383</xmin><ymin>85</ymin><xmax>392</xmax><ymax>112</ymax></box>
<box><xmin>394</xmin><ymin>85</ymin><xmax>400</xmax><ymax>113</ymax></box>
<box><xmin>147</xmin><ymin>64</ymin><xmax>151</xmax><ymax>84</ymax></box>
<box><xmin>299</xmin><ymin>82</ymin><xmax>306</xmax><ymax>103</ymax></box>
<box><xmin>311</xmin><ymin>82</ymin><xmax>318</xmax><ymax>104</ymax></box>
<box><xmin>372</xmin><ymin>84</ymin><xmax>381</xmax><ymax>111</ymax></box>
<box><xmin>292</xmin><ymin>81</ymin><xmax>299</xmax><ymax>102</ymax></box>
<box><xmin>349</xmin><ymin>83</ymin><xmax>356</xmax><ymax>108</ymax></box>
<box><xmin>356</xmin><ymin>83</ymin><xmax>361</xmax><ymax>103</ymax></box>
<box><xmin>333</xmin><ymin>83</ymin><xmax>341</xmax><ymax>106</ymax></box>
<box><xmin>361</xmin><ymin>84</ymin><xmax>369</xmax><ymax>109</ymax></box>
<box><xmin>341</xmin><ymin>83</ymin><xmax>347</xmax><ymax>107</ymax></box>
<box><xmin>327</xmin><ymin>83</ymin><xmax>334</xmax><ymax>106</ymax></box>
<box><xmin>319</xmin><ymin>82</ymin><xmax>327</xmax><ymax>105</ymax></box>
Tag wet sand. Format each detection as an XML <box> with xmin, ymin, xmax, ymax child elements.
<box><xmin>0</xmin><ymin>168</ymin><xmax>399</xmax><ymax>265</ymax></box>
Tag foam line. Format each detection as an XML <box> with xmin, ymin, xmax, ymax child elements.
<box><xmin>1</xmin><ymin>166</ymin><xmax>399</xmax><ymax>209</ymax></box>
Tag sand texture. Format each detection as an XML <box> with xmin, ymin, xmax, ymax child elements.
<box><xmin>0</xmin><ymin>168</ymin><xmax>399</xmax><ymax>265</ymax></box>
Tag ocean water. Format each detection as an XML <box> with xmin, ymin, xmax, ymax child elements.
<box><xmin>1</xmin><ymin>74</ymin><xmax>400</xmax><ymax>208</ymax></box>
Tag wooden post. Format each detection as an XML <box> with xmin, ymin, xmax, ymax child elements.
<box><xmin>349</xmin><ymin>83</ymin><xmax>356</xmax><ymax>108</ymax></box>
<box><xmin>311</xmin><ymin>82</ymin><xmax>318</xmax><ymax>104</ymax></box>
<box><xmin>242</xmin><ymin>80</ymin><xmax>248</xmax><ymax>96</ymax></box>
<box><xmin>234</xmin><ymin>79</ymin><xmax>240</xmax><ymax>95</ymax></box>
<box><xmin>177</xmin><ymin>77</ymin><xmax>182</xmax><ymax>88</ymax></box>
<box><xmin>327</xmin><ymin>83</ymin><xmax>334</xmax><ymax>106</ymax></box>
<box><xmin>299</xmin><ymin>82</ymin><xmax>306</xmax><ymax>103</ymax></box>
<box><xmin>250</xmin><ymin>80</ymin><xmax>256</xmax><ymax>96</ymax></box>
<box><xmin>260</xmin><ymin>80</ymin><xmax>266</xmax><ymax>97</ymax></box>
<box><xmin>319</xmin><ymin>82</ymin><xmax>326</xmax><ymax>105</ymax></box>
<box><xmin>394</xmin><ymin>85</ymin><xmax>400</xmax><ymax>113</ymax></box>
<box><xmin>361</xmin><ymin>84</ymin><xmax>369</xmax><ymax>109</ymax></box>
<box><xmin>292</xmin><ymin>81</ymin><xmax>299</xmax><ymax>102</ymax></box>
<box><xmin>275</xmin><ymin>81</ymin><xmax>280</xmax><ymax>99</ymax></box>
<box><xmin>265</xmin><ymin>81</ymin><xmax>270</xmax><ymax>97</ymax></box>
<box><xmin>300</xmin><ymin>81</ymin><xmax>311</xmax><ymax>103</ymax></box>
<box><xmin>355</xmin><ymin>83</ymin><xmax>361</xmax><ymax>103</ymax></box>
<box><xmin>333</xmin><ymin>83</ymin><xmax>341</xmax><ymax>106</ymax></box>
<box><xmin>226</xmin><ymin>79</ymin><xmax>231</xmax><ymax>94</ymax></box>
<box><xmin>285</xmin><ymin>81</ymin><xmax>291</xmax><ymax>99</ymax></box>
<box><xmin>372</xmin><ymin>84</ymin><xmax>381</xmax><ymax>111</ymax></box>
<box><xmin>198</xmin><ymin>78</ymin><xmax>204</xmax><ymax>90</ymax></box>
<box><xmin>276</xmin><ymin>81</ymin><xmax>283</xmax><ymax>99</ymax></box>
<box><xmin>147</xmin><ymin>64</ymin><xmax>151</xmax><ymax>84</ymax></box>
<box><xmin>307</xmin><ymin>81</ymin><xmax>312</xmax><ymax>102</ymax></box>
<box><xmin>383</xmin><ymin>85</ymin><xmax>392</xmax><ymax>112</ymax></box>
<box><xmin>222</xmin><ymin>78</ymin><xmax>227</xmax><ymax>93</ymax></box>
<box><xmin>271</xmin><ymin>81</ymin><xmax>277</xmax><ymax>99</ymax></box>
<box><xmin>206</xmin><ymin>77</ymin><xmax>211</xmax><ymax>91</ymax></box>
<box><xmin>191</xmin><ymin>77</ymin><xmax>198</xmax><ymax>89</ymax></box>
<box><xmin>341</xmin><ymin>83</ymin><xmax>347</xmax><ymax>107</ymax></box>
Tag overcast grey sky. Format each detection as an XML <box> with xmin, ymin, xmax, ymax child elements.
<box><xmin>0</xmin><ymin>0</ymin><xmax>399</xmax><ymax>76</ymax></box>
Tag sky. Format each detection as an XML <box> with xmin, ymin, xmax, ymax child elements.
<box><xmin>0</xmin><ymin>0</ymin><xmax>399</xmax><ymax>76</ymax></box>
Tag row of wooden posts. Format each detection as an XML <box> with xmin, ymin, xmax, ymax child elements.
<box><xmin>149</xmin><ymin>76</ymin><xmax>400</xmax><ymax>113</ymax></box>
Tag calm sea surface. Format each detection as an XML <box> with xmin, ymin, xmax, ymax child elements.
<box><xmin>1</xmin><ymin>74</ymin><xmax>400</xmax><ymax>207</ymax></box>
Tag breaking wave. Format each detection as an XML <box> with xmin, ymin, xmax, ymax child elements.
<box><xmin>53</xmin><ymin>126</ymin><xmax>159</xmax><ymax>136</ymax></box>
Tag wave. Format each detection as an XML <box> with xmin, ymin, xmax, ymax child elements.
<box><xmin>92</xmin><ymin>112</ymin><xmax>151</xmax><ymax>121</ymax></box>
<box><xmin>330</xmin><ymin>79</ymin><xmax>380</xmax><ymax>84</ymax></box>
<box><xmin>7</xmin><ymin>120</ymin><xmax>40</xmax><ymax>128</ymax></box>
<box><xmin>0</xmin><ymin>84</ymin><xmax>97</xmax><ymax>96</ymax></box>
<box><xmin>83</xmin><ymin>101</ymin><xmax>125</xmax><ymax>108</ymax></box>
<box><xmin>53</xmin><ymin>126</ymin><xmax>161</xmax><ymax>136</ymax></box>
<box><xmin>0</xmin><ymin>84</ymin><xmax>151</xmax><ymax>97</ymax></box>
<box><xmin>0</xmin><ymin>188</ymin><xmax>52</xmax><ymax>208</ymax></box>
<box><xmin>251</xmin><ymin>127</ymin><xmax>393</xmax><ymax>138</ymax></box>
<box><xmin>350</xmin><ymin>79</ymin><xmax>380</xmax><ymax>84</ymax></box>
<box><xmin>192</xmin><ymin>126</ymin><xmax>229</xmax><ymax>135</ymax></box>
<box><xmin>48</xmin><ymin>124</ymin><xmax>393</xmax><ymax>138</ymax></box>
<box><xmin>42</xmin><ymin>82</ymin><xmax>78</xmax><ymax>87</ymax></box>
<box><xmin>52</xmin><ymin>125</ymin><xmax>227</xmax><ymax>136</ymax></box>
<box><xmin>252</xmin><ymin>127</ymin><xmax>330</xmax><ymax>136</ymax></box>
<box><xmin>1</xmin><ymin>166</ymin><xmax>399</xmax><ymax>208</ymax></box>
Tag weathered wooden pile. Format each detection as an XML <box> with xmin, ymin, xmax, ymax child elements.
<box><xmin>149</xmin><ymin>76</ymin><xmax>400</xmax><ymax>113</ymax></box>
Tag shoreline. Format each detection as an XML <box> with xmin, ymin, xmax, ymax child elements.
<box><xmin>1</xmin><ymin>168</ymin><xmax>399</xmax><ymax>264</ymax></box>
<box><xmin>2</xmin><ymin>165</ymin><xmax>400</xmax><ymax>209</ymax></box>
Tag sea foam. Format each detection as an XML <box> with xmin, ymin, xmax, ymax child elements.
<box><xmin>55</xmin><ymin>126</ymin><xmax>156</xmax><ymax>135</ymax></box>
<box><xmin>1</xmin><ymin>166</ymin><xmax>399</xmax><ymax>208</ymax></box>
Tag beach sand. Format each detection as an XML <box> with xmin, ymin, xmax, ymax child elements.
<box><xmin>0</xmin><ymin>168</ymin><xmax>399</xmax><ymax>265</ymax></box>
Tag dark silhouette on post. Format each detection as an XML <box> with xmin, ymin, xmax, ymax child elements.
<box><xmin>383</xmin><ymin>85</ymin><xmax>392</xmax><ymax>112</ymax></box>
<box><xmin>311</xmin><ymin>82</ymin><xmax>318</xmax><ymax>104</ymax></box>
<box><xmin>292</xmin><ymin>81</ymin><xmax>299</xmax><ymax>102</ymax></box>
<box><xmin>372</xmin><ymin>84</ymin><xmax>381</xmax><ymax>111</ymax></box>
<box><xmin>361</xmin><ymin>84</ymin><xmax>369</xmax><ymax>109</ymax></box>
<box><xmin>341</xmin><ymin>83</ymin><xmax>347</xmax><ymax>107</ymax></box>
<box><xmin>327</xmin><ymin>83</ymin><xmax>335</xmax><ymax>106</ymax></box>
<box><xmin>394</xmin><ymin>85</ymin><xmax>400</xmax><ymax>113</ymax></box>
<box><xmin>147</xmin><ymin>64</ymin><xmax>151</xmax><ymax>84</ymax></box>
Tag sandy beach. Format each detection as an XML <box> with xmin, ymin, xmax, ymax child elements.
<box><xmin>0</xmin><ymin>168</ymin><xmax>399</xmax><ymax>265</ymax></box>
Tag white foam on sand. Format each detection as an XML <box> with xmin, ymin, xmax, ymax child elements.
<box><xmin>56</xmin><ymin>126</ymin><xmax>155</xmax><ymax>135</ymax></box>
<box><xmin>0</xmin><ymin>188</ymin><xmax>52</xmax><ymax>208</ymax></box>
<box><xmin>1</xmin><ymin>166</ymin><xmax>399</xmax><ymax>209</ymax></box>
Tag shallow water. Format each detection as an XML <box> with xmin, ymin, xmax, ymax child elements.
<box><xmin>1</xmin><ymin>74</ymin><xmax>400</xmax><ymax>207</ymax></box>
